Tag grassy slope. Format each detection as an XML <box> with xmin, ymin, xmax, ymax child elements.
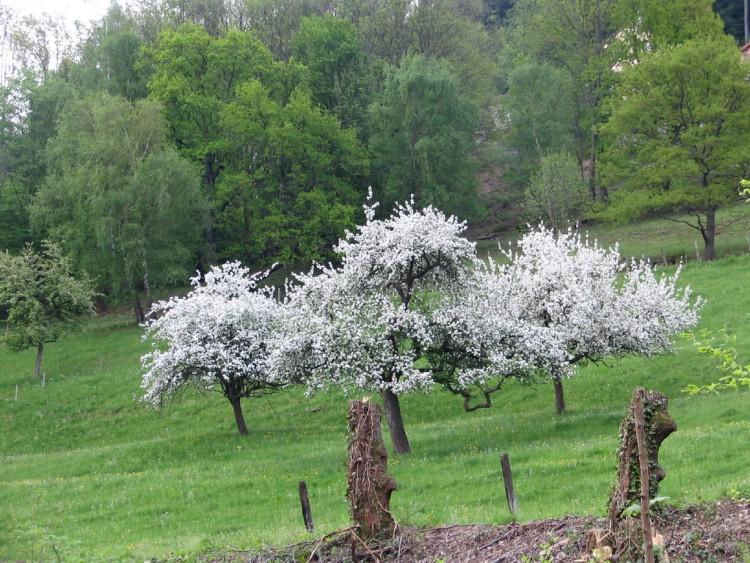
<box><xmin>477</xmin><ymin>202</ymin><xmax>750</xmax><ymax>263</ymax></box>
<box><xmin>1</xmin><ymin>246</ymin><xmax>749</xmax><ymax>560</ymax></box>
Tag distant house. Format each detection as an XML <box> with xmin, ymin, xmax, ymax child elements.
<box><xmin>742</xmin><ymin>43</ymin><xmax>750</xmax><ymax>62</ymax></box>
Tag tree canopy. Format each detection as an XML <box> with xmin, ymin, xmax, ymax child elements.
<box><xmin>31</xmin><ymin>93</ymin><xmax>207</xmax><ymax>318</ymax></box>
<box><xmin>141</xmin><ymin>262</ymin><xmax>284</xmax><ymax>436</ymax></box>
<box><xmin>0</xmin><ymin>241</ymin><xmax>95</xmax><ymax>377</ymax></box>
<box><xmin>600</xmin><ymin>36</ymin><xmax>750</xmax><ymax>260</ymax></box>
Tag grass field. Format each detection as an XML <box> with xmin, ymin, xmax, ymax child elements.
<box><xmin>1</xmin><ymin>228</ymin><xmax>750</xmax><ymax>560</ymax></box>
<box><xmin>477</xmin><ymin>203</ymin><xmax>750</xmax><ymax>263</ymax></box>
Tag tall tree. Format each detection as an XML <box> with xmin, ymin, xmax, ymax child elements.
<box><xmin>600</xmin><ymin>36</ymin><xmax>750</xmax><ymax>261</ymax></box>
<box><xmin>0</xmin><ymin>241</ymin><xmax>95</xmax><ymax>377</ymax></box>
<box><xmin>219</xmin><ymin>83</ymin><xmax>368</xmax><ymax>265</ymax></box>
<box><xmin>503</xmin><ymin>61</ymin><xmax>575</xmax><ymax>173</ymax></box>
<box><xmin>291</xmin><ymin>14</ymin><xmax>370</xmax><ymax>130</ymax></box>
<box><xmin>71</xmin><ymin>5</ymin><xmax>147</xmax><ymax>100</ymax></box>
<box><xmin>511</xmin><ymin>0</ymin><xmax>621</xmax><ymax>202</ymax></box>
<box><xmin>242</xmin><ymin>0</ymin><xmax>328</xmax><ymax>60</ymax></box>
<box><xmin>369</xmin><ymin>55</ymin><xmax>481</xmax><ymax>219</ymax></box>
<box><xmin>143</xmin><ymin>24</ymin><xmax>281</xmax><ymax>262</ymax></box>
<box><xmin>31</xmin><ymin>94</ymin><xmax>207</xmax><ymax>318</ymax></box>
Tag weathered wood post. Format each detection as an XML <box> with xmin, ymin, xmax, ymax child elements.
<box><xmin>347</xmin><ymin>400</ymin><xmax>397</xmax><ymax>539</ymax></box>
<box><xmin>298</xmin><ymin>480</ymin><xmax>314</xmax><ymax>532</ymax></box>
<box><xmin>500</xmin><ymin>453</ymin><xmax>518</xmax><ymax>516</ymax></box>
<box><xmin>609</xmin><ymin>387</ymin><xmax>676</xmax><ymax>527</ymax></box>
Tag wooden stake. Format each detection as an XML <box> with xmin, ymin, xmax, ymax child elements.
<box><xmin>299</xmin><ymin>480</ymin><xmax>314</xmax><ymax>532</ymax></box>
<box><xmin>15</xmin><ymin>384</ymin><xmax>18</xmax><ymax>401</ymax></box>
<box><xmin>694</xmin><ymin>241</ymin><xmax>701</xmax><ymax>262</ymax></box>
<box><xmin>501</xmin><ymin>453</ymin><xmax>518</xmax><ymax>516</ymax></box>
<box><xmin>42</xmin><ymin>373</ymin><xmax>46</xmax><ymax>387</ymax></box>
<box><xmin>634</xmin><ymin>388</ymin><xmax>655</xmax><ymax>563</ymax></box>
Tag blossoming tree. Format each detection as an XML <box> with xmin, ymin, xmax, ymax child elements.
<box><xmin>272</xmin><ymin>200</ymin><xmax>701</xmax><ymax>452</ymax></box>
<box><xmin>499</xmin><ymin>227</ymin><xmax>702</xmax><ymax>414</ymax></box>
<box><xmin>270</xmin><ymin>199</ymin><xmax>558</xmax><ymax>453</ymax></box>
<box><xmin>141</xmin><ymin>262</ymin><xmax>283</xmax><ymax>436</ymax></box>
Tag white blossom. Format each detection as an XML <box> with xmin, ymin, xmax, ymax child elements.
<box><xmin>501</xmin><ymin>226</ymin><xmax>701</xmax><ymax>366</ymax></box>
<box><xmin>271</xmin><ymin>210</ymin><xmax>700</xmax><ymax>417</ymax></box>
<box><xmin>140</xmin><ymin>262</ymin><xmax>284</xmax><ymax>434</ymax></box>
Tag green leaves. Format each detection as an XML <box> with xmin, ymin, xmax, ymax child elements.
<box><xmin>600</xmin><ymin>36</ymin><xmax>750</xmax><ymax>258</ymax></box>
<box><xmin>683</xmin><ymin>329</ymin><xmax>750</xmax><ymax>395</ymax></box>
<box><xmin>369</xmin><ymin>55</ymin><xmax>480</xmax><ymax>219</ymax></box>
<box><xmin>0</xmin><ymin>241</ymin><xmax>95</xmax><ymax>354</ymax></box>
<box><xmin>31</xmin><ymin>94</ymin><xmax>207</xmax><ymax>300</ymax></box>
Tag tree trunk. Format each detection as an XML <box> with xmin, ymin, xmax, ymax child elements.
<box><xmin>34</xmin><ymin>343</ymin><xmax>44</xmax><ymax>378</ymax></box>
<box><xmin>141</xmin><ymin>242</ymin><xmax>152</xmax><ymax>310</ymax></box>
<box><xmin>347</xmin><ymin>400</ymin><xmax>397</xmax><ymax>538</ymax></box>
<box><xmin>553</xmin><ymin>376</ymin><xmax>566</xmax><ymax>415</ymax></box>
<box><xmin>609</xmin><ymin>388</ymin><xmax>677</xmax><ymax>528</ymax></box>
<box><xmin>703</xmin><ymin>206</ymin><xmax>717</xmax><ymax>261</ymax></box>
<box><xmin>133</xmin><ymin>295</ymin><xmax>146</xmax><ymax>324</ymax></box>
<box><xmin>228</xmin><ymin>394</ymin><xmax>249</xmax><ymax>436</ymax></box>
<box><xmin>382</xmin><ymin>388</ymin><xmax>411</xmax><ymax>454</ymax></box>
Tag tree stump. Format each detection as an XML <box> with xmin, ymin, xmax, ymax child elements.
<box><xmin>347</xmin><ymin>400</ymin><xmax>397</xmax><ymax>538</ymax></box>
<box><xmin>609</xmin><ymin>387</ymin><xmax>677</xmax><ymax>529</ymax></box>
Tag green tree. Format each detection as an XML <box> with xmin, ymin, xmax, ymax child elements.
<box><xmin>219</xmin><ymin>82</ymin><xmax>368</xmax><ymax>265</ymax></box>
<box><xmin>70</xmin><ymin>5</ymin><xmax>147</xmax><ymax>100</ymax></box>
<box><xmin>369</xmin><ymin>55</ymin><xmax>481</xmax><ymax>218</ymax></box>
<box><xmin>600</xmin><ymin>36</ymin><xmax>750</xmax><ymax>261</ymax></box>
<box><xmin>511</xmin><ymin>0</ymin><xmax>621</xmax><ymax>201</ymax></box>
<box><xmin>241</xmin><ymin>0</ymin><xmax>328</xmax><ymax>60</ymax></box>
<box><xmin>614</xmin><ymin>0</ymin><xmax>724</xmax><ymax>59</ymax></box>
<box><xmin>0</xmin><ymin>241</ymin><xmax>95</xmax><ymax>377</ymax></box>
<box><xmin>512</xmin><ymin>0</ymin><xmax>724</xmax><ymax>203</ymax></box>
<box><xmin>409</xmin><ymin>0</ymin><xmax>500</xmax><ymax>109</ymax></box>
<box><xmin>31</xmin><ymin>94</ymin><xmax>207</xmax><ymax>319</ymax></box>
<box><xmin>524</xmin><ymin>151</ymin><xmax>588</xmax><ymax>232</ymax></box>
<box><xmin>143</xmin><ymin>24</ymin><xmax>282</xmax><ymax>262</ymax></box>
<box><xmin>503</xmin><ymin>61</ymin><xmax>575</xmax><ymax>179</ymax></box>
<box><xmin>291</xmin><ymin>14</ymin><xmax>370</xmax><ymax>130</ymax></box>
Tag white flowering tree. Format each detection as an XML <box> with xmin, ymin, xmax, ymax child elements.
<box><xmin>499</xmin><ymin>227</ymin><xmax>702</xmax><ymax>414</ymax></box>
<box><xmin>271</xmin><ymin>199</ymin><xmax>558</xmax><ymax>453</ymax></box>
<box><xmin>141</xmin><ymin>262</ymin><xmax>284</xmax><ymax>436</ymax></box>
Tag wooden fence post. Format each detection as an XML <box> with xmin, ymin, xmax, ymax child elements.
<box><xmin>634</xmin><ymin>388</ymin><xmax>655</xmax><ymax>563</ymax></box>
<box><xmin>500</xmin><ymin>453</ymin><xmax>518</xmax><ymax>516</ymax></box>
<box><xmin>298</xmin><ymin>480</ymin><xmax>314</xmax><ymax>532</ymax></box>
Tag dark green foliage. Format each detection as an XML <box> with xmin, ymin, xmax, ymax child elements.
<box><xmin>369</xmin><ymin>55</ymin><xmax>481</xmax><ymax>219</ymax></box>
<box><xmin>31</xmin><ymin>94</ymin><xmax>208</xmax><ymax>304</ymax></box>
<box><xmin>219</xmin><ymin>84</ymin><xmax>368</xmax><ymax>265</ymax></box>
<box><xmin>0</xmin><ymin>241</ymin><xmax>95</xmax><ymax>376</ymax></box>
<box><xmin>70</xmin><ymin>5</ymin><xmax>148</xmax><ymax>100</ymax></box>
<box><xmin>292</xmin><ymin>15</ymin><xmax>371</xmax><ymax>130</ymax></box>
<box><xmin>713</xmin><ymin>0</ymin><xmax>748</xmax><ymax>43</ymax></box>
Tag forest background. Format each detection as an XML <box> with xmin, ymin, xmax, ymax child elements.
<box><xmin>1</xmin><ymin>0</ymin><xmax>749</xmax><ymax>314</ymax></box>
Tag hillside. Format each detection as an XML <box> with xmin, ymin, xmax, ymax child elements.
<box><xmin>1</xmin><ymin>251</ymin><xmax>749</xmax><ymax>561</ymax></box>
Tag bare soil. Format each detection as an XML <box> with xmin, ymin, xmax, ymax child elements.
<box><xmin>200</xmin><ymin>499</ymin><xmax>750</xmax><ymax>562</ymax></box>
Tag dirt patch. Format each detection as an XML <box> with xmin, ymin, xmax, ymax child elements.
<box><xmin>198</xmin><ymin>500</ymin><xmax>750</xmax><ymax>562</ymax></box>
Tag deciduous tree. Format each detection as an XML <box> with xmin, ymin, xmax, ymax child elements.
<box><xmin>524</xmin><ymin>151</ymin><xmax>588</xmax><ymax>232</ymax></box>
<box><xmin>369</xmin><ymin>55</ymin><xmax>481</xmax><ymax>219</ymax></box>
<box><xmin>141</xmin><ymin>262</ymin><xmax>284</xmax><ymax>436</ymax></box>
<box><xmin>270</xmin><ymin>198</ymin><xmax>553</xmax><ymax>453</ymax></box>
<box><xmin>31</xmin><ymin>94</ymin><xmax>207</xmax><ymax>319</ymax></box>
<box><xmin>600</xmin><ymin>36</ymin><xmax>750</xmax><ymax>261</ymax></box>
<box><xmin>497</xmin><ymin>227</ymin><xmax>701</xmax><ymax>413</ymax></box>
<box><xmin>0</xmin><ymin>241</ymin><xmax>95</xmax><ymax>377</ymax></box>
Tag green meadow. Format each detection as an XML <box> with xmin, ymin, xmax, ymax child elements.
<box><xmin>2</xmin><ymin>229</ymin><xmax>750</xmax><ymax>561</ymax></box>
